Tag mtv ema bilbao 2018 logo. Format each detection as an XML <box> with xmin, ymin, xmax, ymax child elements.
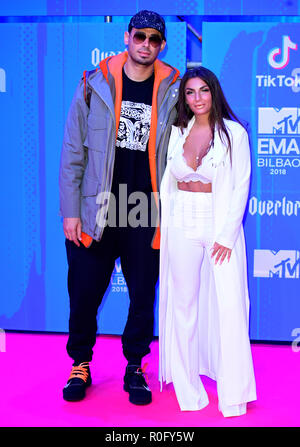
<box><xmin>256</xmin><ymin>34</ymin><xmax>300</xmax><ymax>175</ymax></box>
<box><xmin>257</xmin><ymin>107</ymin><xmax>300</xmax><ymax>174</ymax></box>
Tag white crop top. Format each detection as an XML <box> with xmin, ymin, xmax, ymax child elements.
<box><xmin>170</xmin><ymin>147</ymin><xmax>213</xmax><ymax>184</ymax></box>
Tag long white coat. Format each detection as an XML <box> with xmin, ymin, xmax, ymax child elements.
<box><xmin>158</xmin><ymin>116</ymin><xmax>257</xmax><ymax>408</ymax></box>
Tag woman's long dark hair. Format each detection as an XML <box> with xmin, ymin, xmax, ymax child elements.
<box><xmin>174</xmin><ymin>67</ymin><xmax>244</xmax><ymax>162</ymax></box>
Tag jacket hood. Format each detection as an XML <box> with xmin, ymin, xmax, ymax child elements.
<box><xmin>99</xmin><ymin>51</ymin><xmax>180</xmax><ymax>85</ymax></box>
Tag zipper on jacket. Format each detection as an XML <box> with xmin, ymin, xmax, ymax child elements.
<box><xmin>156</xmin><ymin>86</ymin><xmax>179</xmax><ymax>191</ymax></box>
<box><xmin>86</xmin><ymin>83</ymin><xmax>117</xmax><ymax>240</ymax></box>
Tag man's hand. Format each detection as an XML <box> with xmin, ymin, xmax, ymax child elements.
<box><xmin>63</xmin><ymin>217</ymin><xmax>82</xmax><ymax>247</ymax></box>
<box><xmin>211</xmin><ymin>242</ymin><xmax>232</xmax><ymax>265</ymax></box>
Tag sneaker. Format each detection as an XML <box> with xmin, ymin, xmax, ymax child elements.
<box><xmin>123</xmin><ymin>363</ymin><xmax>152</xmax><ymax>405</ymax></box>
<box><xmin>63</xmin><ymin>362</ymin><xmax>92</xmax><ymax>402</ymax></box>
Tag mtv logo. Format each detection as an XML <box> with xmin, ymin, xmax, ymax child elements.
<box><xmin>258</xmin><ymin>107</ymin><xmax>300</xmax><ymax>135</ymax></box>
<box><xmin>254</xmin><ymin>249</ymin><xmax>300</xmax><ymax>279</ymax></box>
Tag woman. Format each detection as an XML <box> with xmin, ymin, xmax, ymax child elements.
<box><xmin>158</xmin><ymin>67</ymin><xmax>257</xmax><ymax>417</ymax></box>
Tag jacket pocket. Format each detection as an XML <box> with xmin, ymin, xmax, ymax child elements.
<box><xmin>81</xmin><ymin>176</ymin><xmax>98</xmax><ymax>197</ymax></box>
<box><xmin>84</xmin><ymin>112</ymin><xmax>108</xmax><ymax>151</ymax></box>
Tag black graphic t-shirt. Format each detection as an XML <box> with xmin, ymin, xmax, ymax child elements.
<box><xmin>116</xmin><ymin>100</ymin><xmax>152</xmax><ymax>152</ymax></box>
<box><xmin>111</xmin><ymin>69</ymin><xmax>154</xmax><ymax>207</ymax></box>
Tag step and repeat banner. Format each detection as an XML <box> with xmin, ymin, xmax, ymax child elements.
<box><xmin>203</xmin><ymin>22</ymin><xmax>300</xmax><ymax>342</ymax></box>
<box><xmin>1</xmin><ymin>17</ymin><xmax>299</xmax><ymax>342</ymax></box>
<box><xmin>0</xmin><ymin>21</ymin><xmax>186</xmax><ymax>334</ymax></box>
<box><xmin>1</xmin><ymin>0</ymin><xmax>300</xmax><ymax>15</ymax></box>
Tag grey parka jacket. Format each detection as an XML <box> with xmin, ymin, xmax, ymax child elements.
<box><xmin>59</xmin><ymin>51</ymin><xmax>180</xmax><ymax>243</ymax></box>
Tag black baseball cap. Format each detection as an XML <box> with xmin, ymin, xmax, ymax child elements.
<box><xmin>128</xmin><ymin>10</ymin><xmax>166</xmax><ymax>41</ymax></box>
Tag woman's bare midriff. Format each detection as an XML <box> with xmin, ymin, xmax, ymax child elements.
<box><xmin>177</xmin><ymin>181</ymin><xmax>212</xmax><ymax>192</ymax></box>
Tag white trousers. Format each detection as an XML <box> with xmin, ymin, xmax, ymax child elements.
<box><xmin>168</xmin><ymin>190</ymin><xmax>247</xmax><ymax>417</ymax></box>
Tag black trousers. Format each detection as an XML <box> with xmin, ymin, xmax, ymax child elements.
<box><xmin>65</xmin><ymin>223</ymin><xmax>159</xmax><ymax>365</ymax></box>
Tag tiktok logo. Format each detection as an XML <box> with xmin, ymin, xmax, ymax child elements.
<box><xmin>268</xmin><ymin>35</ymin><xmax>298</xmax><ymax>69</ymax></box>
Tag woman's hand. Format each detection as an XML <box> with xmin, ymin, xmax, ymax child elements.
<box><xmin>211</xmin><ymin>242</ymin><xmax>232</xmax><ymax>265</ymax></box>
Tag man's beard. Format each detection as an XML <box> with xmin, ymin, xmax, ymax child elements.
<box><xmin>130</xmin><ymin>52</ymin><xmax>156</xmax><ymax>67</ymax></box>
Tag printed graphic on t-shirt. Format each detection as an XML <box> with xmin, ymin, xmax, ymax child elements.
<box><xmin>116</xmin><ymin>100</ymin><xmax>152</xmax><ymax>152</ymax></box>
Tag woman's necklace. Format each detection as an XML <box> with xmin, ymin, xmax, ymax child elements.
<box><xmin>195</xmin><ymin>140</ymin><xmax>212</xmax><ymax>167</ymax></box>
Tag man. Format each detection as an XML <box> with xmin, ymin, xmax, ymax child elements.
<box><xmin>59</xmin><ymin>10</ymin><xmax>180</xmax><ymax>405</ymax></box>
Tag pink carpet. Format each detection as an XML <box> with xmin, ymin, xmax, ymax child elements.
<box><xmin>1</xmin><ymin>332</ymin><xmax>299</xmax><ymax>427</ymax></box>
